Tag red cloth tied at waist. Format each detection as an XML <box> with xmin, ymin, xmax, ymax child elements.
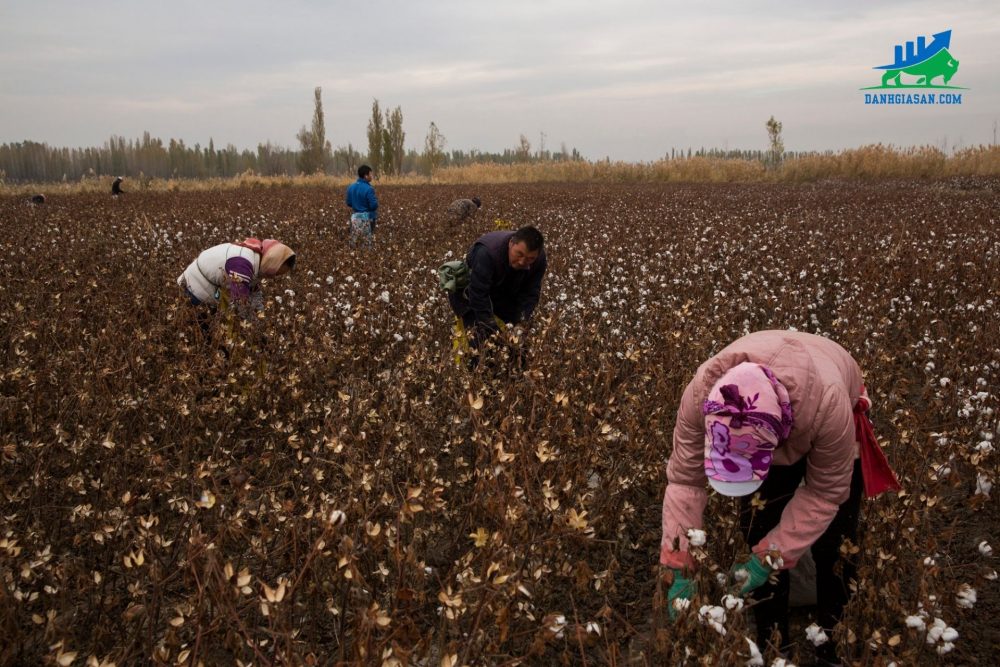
<box><xmin>854</xmin><ymin>390</ymin><xmax>902</xmax><ymax>498</ymax></box>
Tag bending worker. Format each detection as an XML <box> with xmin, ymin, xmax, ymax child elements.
<box><xmin>447</xmin><ymin>196</ymin><xmax>482</xmax><ymax>223</ymax></box>
<box><xmin>449</xmin><ymin>226</ymin><xmax>547</xmax><ymax>366</ymax></box>
<box><xmin>177</xmin><ymin>238</ymin><xmax>296</xmax><ymax>335</ymax></box>
<box><xmin>660</xmin><ymin>330</ymin><xmax>899</xmax><ymax>664</ymax></box>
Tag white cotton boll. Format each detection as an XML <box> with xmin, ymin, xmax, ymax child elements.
<box><xmin>328</xmin><ymin>509</ymin><xmax>346</xmax><ymax>526</ymax></box>
<box><xmin>284</xmin><ymin>289</ymin><xmax>295</xmax><ymax>297</ymax></box>
<box><xmin>547</xmin><ymin>614</ymin><xmax>567</xmax><ymax>635</ymax></box>
<box><xmin>926</xmin><ymin>619</ymin><xmax>944</xmax><ymax>644</ymax></box>
<box><xmin>686</xmin><ymin>528</ymin><xmax>707</xmax><ymax>547</ymax></box>
<box><xmin>344</xmin><ymin>317</ymin><xmax>355</xmax><ymax>328</ymax></box>
<box><xmin>393</xmin><ymin>333</ymin><xmax>403</xmax><ymax>342</ymax></box>
<box><xmin>325</xmin><ymin>276</ymin><xmax>335</xmax><ymax>285</ymax></box>
<box><xmin>939</xmin><ymin>377</ymin><xmax>951</xmax><ymax>387</ymax></box>
<box><xmin>699</xmin><ymin>604</ymin><xmax>727</xmax><ymax>625</ymax></box>
<box><xmin>936</xmin><ymin>642</ymin><xmax>955</xmax><ymax>655</ymax></box>
<box><xmin>345</xmin><ymin>275</ymin><xmax>354</xmax><ymax>283</ymax></box>
<box><xmin>672</xmin><ymin>597</ymin><xmax>691</xmax><ymax>613</ymax></box>
<box><xmin>956</xmin><ymin>585</ymin><xmax>977</xmax><ymax>608</ymax></box>
<box><xmin>805</xmin><ymin>623</ymin><xmax>829</xmax><ymax>646</ymax></box>
<box><xmin>770</xmin><ymin>659</ymin><xmax>796</xmax><ymax>667</ymax></box>
<box><xmin>274</xmin><ymin>296</ymin><xmax>283</xmax><ymax>304</ymax></box>
<box><xmin>723</xmin><ymin>594</ymin><xmax>744</xmax><ymax>611</ymax></box>
<box><xmin>985</xmin><ymin>570</ymin><xmax>997</xmax><ymax>580</ymax></box>
<box><xmin>941</xmin><ymin>627</ymin><xmax>959</xmax><ymax>642</ymax></box>
<box><xmin>379</xmin><ymin>290</ymin><xmax>390</xmax><ymax>303</ymax></box>
<box><xmin>979</xmin><ymin>541</ymin><xmax>993</xmax><ymax>556</ymax></box>
<box><xmin>716</xmin><ymin>572</ymin><xmax>728</xmax><ymax>586</ymax></box>
<box><xmin>976</xmin><ymin>474</ymin><xmax>993</xmax><ymax>497</ymax></box>
<box><xmin>745</xmin><ymin>637</ymin><xmax>764</xmax><ymax>666</ymax></box>
<box><xmin>905</xmin><ymin>615</ymin><xmax>927</xmax><ymax>631</ymax></box>
<box><xmin>976</xmin><ymin>441</ymin><xmax>994</xmax><ymax>453</ymax></box>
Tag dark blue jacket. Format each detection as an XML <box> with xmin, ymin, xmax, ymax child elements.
<box><xmin>463</xmin><ymin>231</ymin><xmax>547</xmax><ymax>335</ymax></box>
<box><xmin>345</xmin><ymin>178</ymin><xmax>378</xmax><ymax>220</ymax></box>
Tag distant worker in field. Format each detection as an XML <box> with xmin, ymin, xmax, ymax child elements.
<box><xmin>112</xmin><ymin>176</ymin><xmax>124</xmax><ymax>196</ymax></box>
<box><xmin>445</xmin><ymin>226</ymin><xmax>547</xmax><ymax>368</ymax></box>
<box><xmin>447</xmin><ymin>196</ymin><xmax>481</xmax><ymax>223</ymax></box>
<box><xmin>177</xmin><ymin>238</ymin><xmax>296</xmax><ymax>337</ymax></box>
<box><xmin>345</xmin><ymin>164</ymin><xmax>378</xmax><ymax>247</ymax></box>
<box><xmin>660</xmin><ymin>330</ymin><xmax>900</xmax><ymax>665</ymax></box>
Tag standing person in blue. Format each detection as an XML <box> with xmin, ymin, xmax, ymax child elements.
<box><xmin>345</xmin><ymin>164</ymin><xmax>378</xmax><ymax>247</ymax></box>
<box><xmin>449</xmin><ymin>226</ymin><xmax>547</xmax><ymax>369</ymax></box>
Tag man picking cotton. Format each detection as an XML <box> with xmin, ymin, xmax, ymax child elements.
<box><xmin>447</xmin><ymin>226</ymin><xmax>546</xmax><ymax>369</ymax></box>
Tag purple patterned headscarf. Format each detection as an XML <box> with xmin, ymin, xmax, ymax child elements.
<box><xmin>702</xmin><ymin>362</ymin><xmax>794</xmax><ymax>496</ymax></box>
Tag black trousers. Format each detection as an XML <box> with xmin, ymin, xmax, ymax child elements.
<box><xmin>738</xmin><ymin>458</ymin><xmax>863</xmax><ymax>650</ymax></box>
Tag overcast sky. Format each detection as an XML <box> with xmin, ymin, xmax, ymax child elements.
<box><xmin>1</xmin><ymin>1</ymin><xmax>997</xmax><ymax>161</ymax></box>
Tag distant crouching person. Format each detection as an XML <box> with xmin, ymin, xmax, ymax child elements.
<box><xmin>448</xmin><ymin>196</ymin><xmax>481</xmax><ymax>223</ymax></box>
<box><xmin>345</xmin><ymin>165</ymin><xmax>378</xmax><ymax>247</ymax></box>
<box><xmin>449</xmin><ymin>226</ymin><xmax>546</xmax><ymax>368</ymax></box>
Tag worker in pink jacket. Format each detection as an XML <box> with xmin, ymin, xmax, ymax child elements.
<box><xmin>660</xmin><ymin>330</ymin><xmax>898</xmax><ymax>664</ymax></box>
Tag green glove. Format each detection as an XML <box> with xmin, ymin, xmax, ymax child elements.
<box><xmin>730</xmin><ymin>555</ymin><xmax>772</xmax><ymax>594</ymax></box>
<box><xmin>666</xmin><ymin>569</ymin><xmax>696</xmax><ymax>620</ymax></box>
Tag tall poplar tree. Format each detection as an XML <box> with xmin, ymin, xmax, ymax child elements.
<box><xmin>367</xmin><ymin>99</ymin><xmax>384</xmax><ymax>175</ymax></box>
<box><xmin>386</xmin><ymin>106</ymin><xmax>405</xmax><ymax>176</ymax></box>
<box><xmin>423</xmin><ymin>122</ymin><xmax>446</xmax><ymax>177</ymax></box>
<box><xmin>297</xmin><ymin>87</ymin><xmax>330</xmax><ymax>174</ymax></box>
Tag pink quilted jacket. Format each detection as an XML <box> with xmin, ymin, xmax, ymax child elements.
<box><xmin>660</xmin><ymin>330</ymin><xmax>863</xmax><ymax>570</ymax></box>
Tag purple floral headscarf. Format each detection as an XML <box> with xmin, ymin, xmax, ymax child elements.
<box><xmin>702</xmin><ymin>362</ymin><xmax>794</xmax><ymax>493</ymax></box>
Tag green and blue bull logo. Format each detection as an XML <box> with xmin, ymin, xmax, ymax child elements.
<box><xmin>873</xmin><ymin>30</ymin><xmax>960</xmax><ymax>88</ymax></box>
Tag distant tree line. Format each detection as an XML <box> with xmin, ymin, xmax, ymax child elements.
<box><xmin>0</xmin><ymin>133</ymin><xmax>590</xmax><ymax>184</ymax></box>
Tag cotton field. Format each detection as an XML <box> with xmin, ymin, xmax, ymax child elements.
<box><xmin>0</xmin><ymin>180</ymin><xmax>997</xmax><ymax>665</ymax></box>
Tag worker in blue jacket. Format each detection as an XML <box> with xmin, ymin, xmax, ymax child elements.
<box><xmin>345</xmin><ymin>165</ymin><xmax>379</xmax><ymax>246</ymax></box>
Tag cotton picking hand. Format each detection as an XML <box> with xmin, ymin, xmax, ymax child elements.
<box><xmin>730</xmin><ymin>555</ymin><xmax>772</xmax><ymax>595</ymax></box>
<box><xmin>666</xmin><ymin>569</ymin><xmax>697</xmax><ymax>620</ymax></box>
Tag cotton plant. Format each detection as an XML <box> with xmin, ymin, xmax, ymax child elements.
<box><xmin>975</xmin><ymin>473</ymin><xmax>992</xmax><ymax>497</ymax></box>
<box><xmin>926</xmin><ymin>618</ymin><xmax>959</xmax><ymax>655</ymax></box>
<box><xmin>722</xmin><ymin>594</ymin><xmax>744</xmax><ymax>612</ymax></box>
<box><xmin>744</xmin><ymin>637</ymin><xmax>764</xmax><ymax>666</ymax></box>
<box><xmin>804</xmin><ymin>623</ymin><xmax>829</xmax><ymax>646</ymax></box>
<box><xmin>686</xmin><ymin>528</ymin><xmax>707</xmax><ymax>547</ymax></box>
<box><xmin>955</xmin><ymin>584</ymin><xmax>977</xmax><ymax>609</ymax></box>
<box><xmin>698</xmin><ymin>604</ymin><xmax>727</xmax><ymax>635</ymax></box>
<box><xmin>907</xmin><ymin>611</ymin><xmax>959</xmax><ymax>655</ymax></box>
